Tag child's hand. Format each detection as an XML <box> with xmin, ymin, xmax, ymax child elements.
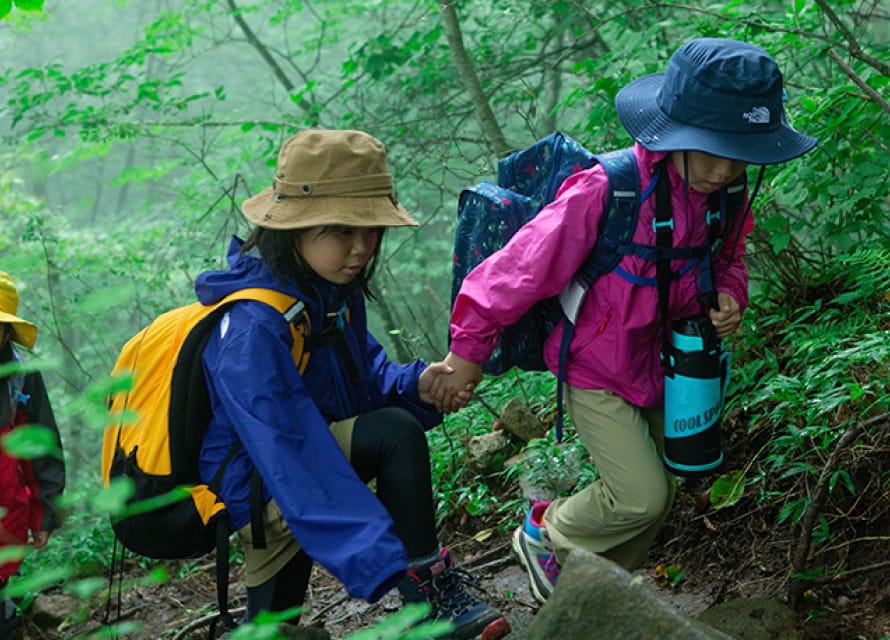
<box><xmin>419</xmin><ymin>362</ymin><xmax>454</xmax><ymax>408</ymax></box>
<box><xmin>419</xmin><ymin>361</ymin><xmax>475</xmax><ymax>413</ymax></box>
<box><xmin>429</xmin><ymin>352</ymin><xmax>483</xmax><ymax>413</ymax></box>
<box><xmin>709</xmin><ymin>293</ymin><xmax>741</xmax><ymax>338</ymax></box>
<box><xmin>30</xmin><ymin>530</ymin><xmax>50</xmax><ymax>549</ymax></box>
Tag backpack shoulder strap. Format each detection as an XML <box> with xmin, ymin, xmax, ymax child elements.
<box><xmin>585</xmin><ymin>147</ymin><xmax>642</xmax><ymax>279</ymax></box>
<box><xmin>560</xmin><ymin>147</ymin><xmax>641</xmax><ymax>323</ymax></box>
<box><xmin>7</xmin><ymin>348</ymin><xmax>28</xmax><ymax>409</ymax></box>
<box><xmin>166</xmin><ymin>287</ymin><xmax>312</xmax><ymax>478</ymax></box>
<box><xmin>3</xmin><ymin>349</ymin><xmax>28</xmax><ymax>430</ymax></box>
<box><xmin>216</xmin><ymin>288</ymin><xmax>311</xmax><ymax>373</ymax></box>
<box><xmin>700</xmin><ymin>168</ymin><xmax>749</xmax><ymax>309</ymax></box>
<box><xmin>555</xmin><ymin>147</ymin><xmax>642</xmax><ymax>442</ymax></box>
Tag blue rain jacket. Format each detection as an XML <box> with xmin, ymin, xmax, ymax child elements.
<box><xmin>196</xmin><ymin>237</ymin><xmax>441</xmax><ymax>603</ymax></box>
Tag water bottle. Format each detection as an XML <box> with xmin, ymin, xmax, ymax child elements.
<box><xmin>663</xmin><ymin>316</ymin><xmax>730</xmax><ymax>478</ymax></box>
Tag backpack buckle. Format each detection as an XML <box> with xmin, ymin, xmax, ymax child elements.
<box><xmin>652</xmin><ymin>218</ymin><xmax>674</xmax><ymax>232</ymax></box>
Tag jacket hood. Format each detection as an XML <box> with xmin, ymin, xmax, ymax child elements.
<box><xmin>194</xmin><ymin>236</ymin><xmax>289</xmax><ymax>305</ymax></box>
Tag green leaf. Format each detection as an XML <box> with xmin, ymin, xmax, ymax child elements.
<box><xmin>91</xmin><ymin>477</ymin><xmax>135</xmax><ymax>515</ymax></box>
<box><xmin>1</xmin><ymin>425</ymin><xmax>61</xmax><ymax>459</ymax></box>
<box><xmin>87</xmin><ymin>371</ymin><xmax>134</xmax><ymax>401</ymax></box>
<box><xmin>0</xmin><ymin>546</ymin><xmax>25</xmax><ymax>566</ymax></box>
<box><xmin>116</xmin><ymin>485</ymin><xmax>192</xmax><ymax>520</ymax></box>
<box><xmin>3</xmin><ymin>566</ymin><xmax>73</xmax><ymax>598</ymax></box>
<box><xmin>0</xmin><ymin>0</ymin><xmax>12</xmax><ymax>19</ymax></box>
<box><xmin>710</xmin><ymin>470</ymin><xmax>746</xmax><ymax>510</ymax></box>
<box><xmin>769</xmin><ymin>232</ymin><xmax>791</xmax><ymax>254</ymax></box>
<box><xmin>13</xmin><ymin>0</ymin><xmax>44</xmax><ymax>10</ymax></box>
<box><xmin>63</xmin><ymin>576</ymin><xmax>107</xmax><ymax>600</ymax></box>
<box><xmin>0</xmin><ymin>358</ymin><xmax>58</xmax><ymax>378</ymax></box>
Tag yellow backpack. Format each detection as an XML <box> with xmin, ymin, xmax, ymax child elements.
<box><xmin>101</xmin><ymin>287</ymin><xmax>310</xmax><ymax>560</ymax></box>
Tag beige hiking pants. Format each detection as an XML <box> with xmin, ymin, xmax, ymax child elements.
<box><xmin>542</xmin><ymin>388</ymin><xmax>676</xmax><ymax>571</ymax></box>
<box><xmin>238</xmin><ymin>417</ymin><xmax>356</xmax><ymax>587</ymax></box>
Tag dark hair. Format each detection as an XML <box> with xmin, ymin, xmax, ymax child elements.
<box><xmin>0</xmin><ymin>335</ymin><xmax>12</xmax><ymax>368</ymax></box>
<box><xmin>242</xmin><ymin>226</ymin><xmax>384</xmax><ymax>300</ymax></box>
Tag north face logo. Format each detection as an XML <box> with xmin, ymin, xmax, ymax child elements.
<box><xmin>743</xmin><ymin>106</ymin><xmax>770</xmax><ymax>124</ymax></box>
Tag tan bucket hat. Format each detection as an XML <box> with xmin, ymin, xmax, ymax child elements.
<box><xmin>0</xmin><ymin>273</ymin><xmax>37</xmax><ymax>349</ymax></box>
<box><xmin>241</xmin><ymin>129</ymin><xmax>419</xmax><ymax>230</ymax></box>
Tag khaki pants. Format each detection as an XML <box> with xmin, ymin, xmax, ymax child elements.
<box><xmin>239</xmin><ymin>417</ymin><xmax>356</xmax><ymax>587</ymax></box>
<box><xmin>542</xmin><ymin>388</ymin><xmax>676</xmax><ymax>571</ymax></box>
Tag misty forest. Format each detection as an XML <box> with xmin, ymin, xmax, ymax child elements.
<box><xmin>1</xmin><ymin>0</ymin><xmax>888</xmax><ymax>639</ymax></box>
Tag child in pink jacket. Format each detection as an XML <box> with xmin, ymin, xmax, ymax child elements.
<box><xmin>435</xmin><ymin>37</ymin><xmax>817</xmax><ymax>603</ymax></box>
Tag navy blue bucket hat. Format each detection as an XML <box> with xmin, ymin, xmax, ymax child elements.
<box><xmin>615</xmin><ymin>38</ymin><xmax>817</xmax><ymax>165</ymax></box>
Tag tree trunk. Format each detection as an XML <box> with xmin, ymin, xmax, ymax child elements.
<box><xmin>439</xmin><ymin>1</ymin><xmax>511</xmax><ymax>158</ymax></box>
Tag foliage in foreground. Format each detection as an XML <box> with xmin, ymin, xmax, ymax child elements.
<box><xmin>0</xmin><ymin>0</ymin><xmax>887</xmax><ymax>636</ymax></box>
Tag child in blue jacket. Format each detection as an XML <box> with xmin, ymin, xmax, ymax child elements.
<box><xmin>198</xmin><ymin>130</ymin><xmax>507</xmax><ymax>639</ymax></box>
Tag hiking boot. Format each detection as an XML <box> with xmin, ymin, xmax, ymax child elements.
<box><xmin>399</xmin><ymin>548</ymin><xmax>509</xmax><ymax>640</ymax></box>
<box><xmin>511</xmin><ymin>500</ymin><xmax>560</xmax><ymax>603</ymax></box>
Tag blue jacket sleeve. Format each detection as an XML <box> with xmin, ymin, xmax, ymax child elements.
<box><xmin>364</xmin><ymin>331</ymin><xmax>442</xmax><ymax>430</ymax></box>
<box><xmin>203</xmin><ymin>302</ymin><xmax>406</xmax><ymax>602</ymax></box>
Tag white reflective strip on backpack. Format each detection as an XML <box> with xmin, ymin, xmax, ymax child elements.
<box><xmin>558</xmin><ymin>280</ymin><xmax>589</xmax><ymax>325</ymax></box>
<box><xmin>283</xmin><ymin>301</ymin><xmax>306</xmax><ymax>323</ymax></box>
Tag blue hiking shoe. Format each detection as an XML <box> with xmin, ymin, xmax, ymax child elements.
<box><xmin>399</xmin><ymin>547</ymin><xmax>509</xmax><ymax>640</ymax></box>
<box><xmin>511</xmin><ymin>500</ymin><xmax>560</xmax><ymax>603</ymax></box>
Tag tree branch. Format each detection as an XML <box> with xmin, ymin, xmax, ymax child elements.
<box><xmin>827</xmin><ymin>48</ymin><xmax>890</xmax><ymax>116</ymax></box>
<box><xmin>224</xmin><ymin>0</ymin><xmax>314</xmax><ymax>114</ymax></box>
<box><xmin>438</xmin><ymin>1</ymin><xmax>510</xmax><ymax>158</ymax></box>
<box><xmin>814</xmin><ymin>0</ymin><xmax>890</xmax><ymax>77</ymax></box>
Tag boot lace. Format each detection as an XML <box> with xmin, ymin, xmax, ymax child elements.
<box><xmin>428</xmin><ymin>565</ymin><xmax>487</xmax><ymax>619</ymax></box>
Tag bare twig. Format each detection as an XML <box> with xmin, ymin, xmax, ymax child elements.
<box><xmin>788</xmin><ymin>412</ymin><xmax>890</xmax><ymax>608</ymax></box>
<box><xmin>170</xmin><ymin>606</ymin><xmax>246</xmax><ymax>640</ymax></box>
<box><xmin>806</xmin><ymin>559</ymin><xmax>890</xmax><ymax>586</ymax></box>
<box><xmin>813</xmin><ymin>0</ymin><xmax>890</xmax><ymax>76</ymax></box>
<box><xmin>306</xmin><ymin>592</ymin><xmax>350</xmax><ymax>623</ymax></box>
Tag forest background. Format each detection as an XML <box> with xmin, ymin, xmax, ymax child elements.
<box><xmin>0</xmin><ymin>0</ymin><xmax>889</xmax><ymax>638</ymax></box>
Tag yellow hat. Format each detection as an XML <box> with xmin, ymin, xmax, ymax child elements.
<box><xmin>0</xmin><ymin>273</ymin><xmax>37</xmax><ymax>349</ymax></box>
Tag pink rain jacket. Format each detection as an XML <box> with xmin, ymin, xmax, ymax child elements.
<box><xmin>450</xmin><ymin>143</ymin><xmax>752</xmax><ymax>409</ymax></box>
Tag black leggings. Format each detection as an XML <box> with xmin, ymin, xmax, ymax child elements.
<box><xmin>252</xmin><ymin>407</ymin><xmax>439</xmax><ymax>617</ymax></box>
<box><xmin>350</xmin><ymin>407</ymin><xmax>439</xmax><ymax>558</ymax></box>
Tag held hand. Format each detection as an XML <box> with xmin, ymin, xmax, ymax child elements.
<box><xmin>420</xmin><ymin>361</ymin><xmax>476</xmax><ymax>413</ymax></box>
<box><xmin>709</xmin><ymin>293</ymin><xmax>741</xmax><ymax>339</ymax></box>
<box><xmin>419</xmin><ymin>361</ymin><xmax>450</xmax><ymax>406</ymax></box>
<box><xmin>428</xmin><ymin>352</ymin><xmax>483</xmax><ymax>413</ymax></box>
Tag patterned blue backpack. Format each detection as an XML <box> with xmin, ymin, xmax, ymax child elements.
<box><xmin>452</xmin><ymin>131</ymin><xmax>750</xmax><ymax>442</ymax></box>
<box><xmin>451</xmin><ymin>131</ymin><xmax>641</xmax><ymax>376</ymax></box>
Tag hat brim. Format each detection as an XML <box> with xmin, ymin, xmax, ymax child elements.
<box><xmin>0</xmin><ymin>312</ymin><xmax>37</xmax><ymax>349</ymax></box>
<box><xmin>241</xmin><ymin>189</ymin><xmax>419</xmax><ymax>230</ymax></box>
<box><xmin>616</xmin><ymin>73</ymin><xmax>818</xmax><ymax>165</ymax></box>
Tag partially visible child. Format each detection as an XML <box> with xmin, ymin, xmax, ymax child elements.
<box><xmin>436</xmin><ymin>37</ymin><xmax>817</xmax><ymax>603</ymax></box>
<box><xmin>198</xmin><ymin>130</ymin><xmax>508</xmax><ymax>639</ymax></box>
<box><xmin>0</xmin><ymin>273</ymin><xmax>66</xmax><ymax>637</ymax></box>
